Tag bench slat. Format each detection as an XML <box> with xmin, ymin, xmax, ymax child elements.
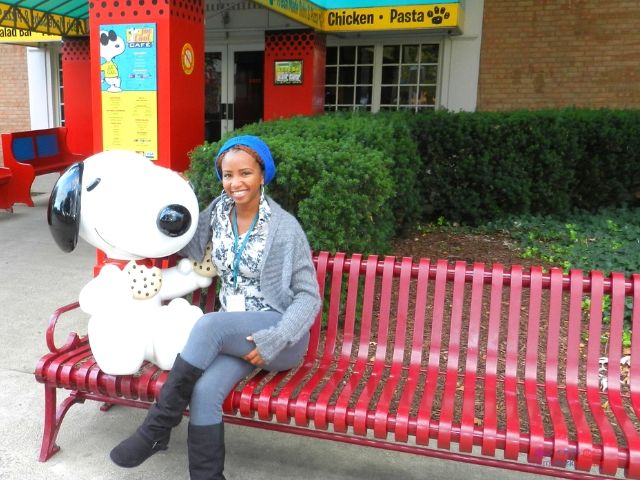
<box><xmin>544</xmin><ymin>268</ymin><xmax>570</xmax><ymax>467</ymax></box>
<box><xmin>524</xmin><ymin>266</ymin><xmax>546</xmax><ymax>464</ymax></box>
<box><xmin>459</xmin><ymin>262</ymin><xmax>486</xmax><ymax>453</ymax></box>
<box><xmin>630</xmin><ymin>275</ymin><xmax>640</xmax><ymax>420</ymax></box>
<box><xmin>608</xmin><ymin>273</ymin><xmax>640</xmax><ymax>478</ymax></box>
<box><xmin>504</xmin><ymin>265</ymin><xmax>523</xmax><ymax>460</ymax></box>
<box><xmin>437</xmin><ymin>261</ymin><xmax>466</xmax><ymax>449</ymax></box>
<box><xmin>585</xmin><ymin>272</ymin><xmax>620</xmax><ymax>476</ymax></box>
<box><xmin>481</xmin><ymin>264</ymin><xmax>504</xmax><ymax>457</ymax></box>
<box><xmin>565</xmin><ymin>269</ymin><xmax>596</xmax><ymax>471</ymax></box>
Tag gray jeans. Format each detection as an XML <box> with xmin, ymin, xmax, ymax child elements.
<box><xmin>181</xmin><ymin>310</ymin><xmax>309</xmax><ymax>425</ymax></box>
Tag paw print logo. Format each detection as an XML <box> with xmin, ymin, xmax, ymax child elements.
<box><xmin>427</xmin><ymin>6</ymin><xmax>450</xmax><ymax>25</ymax></box>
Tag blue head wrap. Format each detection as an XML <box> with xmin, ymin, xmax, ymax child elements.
<box><xmin>215</xmin><ymin>135</ymin><xmax>276</xmax><ymax>185</ymax></box>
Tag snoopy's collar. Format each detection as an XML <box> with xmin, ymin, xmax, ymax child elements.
<box><xmin>102</xmin><ymin>258</ymin><xmax>157</xmax><ymax>270</ymax></box>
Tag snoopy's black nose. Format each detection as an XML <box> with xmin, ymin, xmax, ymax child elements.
<box><xmin>157</xmin><ymin>204</ymin><xmax>192</xmax><ymax>237</ymax></box>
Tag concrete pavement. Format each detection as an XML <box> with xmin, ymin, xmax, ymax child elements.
<box><xmin>0</xmin><ymin>173</ymin><xmax>555</xmax><ymax>480</ymax></box>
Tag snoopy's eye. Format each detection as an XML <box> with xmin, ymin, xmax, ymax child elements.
<box><xmin>87</xmin><ymin>178</ymin><xmax>101</xmax><ymax>192</ymax></box>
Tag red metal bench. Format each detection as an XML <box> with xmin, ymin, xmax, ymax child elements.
<box><xmin>1</xmin><ymin>127</ymin><xmax>85</xmax><ymax>207</ymax></box>
<box><xmin>35</xmin><ymin>252</ymin><xmax>640</xmax><ymax>479</ymax></box>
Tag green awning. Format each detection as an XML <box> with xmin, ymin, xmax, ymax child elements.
<box><xmin>0</xmin><ymin>0</ymin><xmax>460</xmax><ymax>38</ymax></box>
<box><xmin>0</xmin><ymin>0</ymin><xmax>88</xmax><ymax>36</ymax></box>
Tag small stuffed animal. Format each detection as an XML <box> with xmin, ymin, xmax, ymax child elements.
<box><xmin>48</xmin><ymin>150</ymin><xmax>215</xmax><ymax>375</ymax></box>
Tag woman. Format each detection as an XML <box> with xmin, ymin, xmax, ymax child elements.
<box><xmin>110</xmin><ymin>135</ymin><xmax>322</xmax><ymax>479</ymax></box>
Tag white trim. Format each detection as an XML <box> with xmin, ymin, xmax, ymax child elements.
<box><xmin>27</xmin><ymin>44</ymin><xmax>61</xmax><ymax>129</ymax></box>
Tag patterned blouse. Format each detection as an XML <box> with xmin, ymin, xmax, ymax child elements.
<box><xmin>210</xmin><ymin>191</ymin><xmax>272</xmax><ymax>311</ymax></box>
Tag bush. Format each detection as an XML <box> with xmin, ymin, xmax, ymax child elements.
<box><xmin>411</xmin><ymin>109</ymin><xmax>640</xmax><ymax>225</ymax></box>
<box><xmin>187</xmin><ymin>122</ymin><xmax>395</xmax><ymax>254</ymax></box>
<box><xmin>238</xmin><ymin>112</ymin><xmax>421</xmax><ymax>235</ymax></box>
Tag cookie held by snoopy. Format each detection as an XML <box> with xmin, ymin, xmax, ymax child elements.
<box><xmin>47</xmin><ymin>150</ymin><xmax>216</xmax><ymax>375</ymax></box>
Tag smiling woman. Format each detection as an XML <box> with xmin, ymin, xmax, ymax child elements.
<box><xmin>110</xmin><ymin>135</ymin><xmax>322</xmax><ymax>480</ymax></box>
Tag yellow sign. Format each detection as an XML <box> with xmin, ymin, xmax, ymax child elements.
<box><xmin>0</xmin><ymin>5</ymin><xmax>87</xmax><ymax>36</ymax></box>
<box><xmin>253</xmin><ymin>1</ymin><xmax>460</xmax><ymax>32</ymax></box>
<box><xmin>252</xmin><ymin>0</ymin><xmax>324</xmax><ymax>30</ymax></box>
<box><xmin>181</xmin><ymin>43</ymin><xmax>194</xmax><ymax>75</ymax></box>
<box><xmin>102</xmin><ymin>91</ymin><xmax>159</xmax><ymax>161</ymax></box>
<box><xmin>0</xmin><ymin>26</ymin><xmax>61</xmax><ymax>42</ymax></box>
<box><xmin>324</xmin><ymin>4</ymin><xmax>460</xmax><ymax>32</ymax></box>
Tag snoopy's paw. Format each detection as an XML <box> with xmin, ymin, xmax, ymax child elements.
<box><xmin>177</xmin><ymin>257</ymin><xmax>194</xmax><ymax>274</ymax></box>
<box><xmin>191</xmin><ymin>242</ymin><xmax>217</xmax><ymax>278</ymax></box>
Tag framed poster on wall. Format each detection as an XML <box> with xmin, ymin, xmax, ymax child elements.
<box><xmin>99</xmin><ymin>23</ymin><xmax>158</xmax><ymax>161</ymax></box>
<box><xmin>274</xmin><ymin>60</ymin><xmax>303</xmax><ymax>85</ymax></box>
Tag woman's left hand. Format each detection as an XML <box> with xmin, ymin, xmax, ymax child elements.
<box><xmin>244</xmin><ymin>336</ymin><xmax>265</xmax><ymax>366</ymax></box>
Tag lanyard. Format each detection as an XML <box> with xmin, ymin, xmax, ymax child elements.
<box><xmin>231</xmin><ymin>207</ymin><xmax>259</xmax><ymax>289</ymax></box>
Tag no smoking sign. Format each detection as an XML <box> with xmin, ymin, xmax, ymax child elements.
<box><xmin>181</xmin><ymin>43</ymin><xmax>194</xmax><ymax>75</ymax></box>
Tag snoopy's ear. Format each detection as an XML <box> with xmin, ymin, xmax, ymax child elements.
<box><xmin>48</xmin><ymin>162</ymin><xmax>84</xmax><ymax>253</ymax></box>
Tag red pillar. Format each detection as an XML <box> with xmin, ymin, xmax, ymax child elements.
<box><xmin>61</xmin><ymin>37</ymin><xmax>94</xmax><ymax>156</ymax></box>
<box><xmin>88</xmin><ymin>0</ymin><xmax>204</xmax><ymax>172</ymax></box>
<box><xmin>264</xmin><ymin>29</ymin><xmax>326</xmax><ymax>121</ymax></box>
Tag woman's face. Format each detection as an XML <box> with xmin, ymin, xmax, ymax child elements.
<box><xmin>220</xmin><ymin>149</ymin><xmax>264</xmax><ymax>211</ymax></box>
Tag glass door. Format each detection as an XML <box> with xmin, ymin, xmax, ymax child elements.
<box><xmin>231</xmin><ymin>49</ymin><xmax>264</xmax><ymax>130</ymax></box>
<box><xmin>204</xmin><ymin>51</ymin><xmax>223</xmax><ymax>142</ymax></box>
<box><xmin>205</xmin><ymin>45</ymin><xmax>264</xmax><ymax>142</ymax></box>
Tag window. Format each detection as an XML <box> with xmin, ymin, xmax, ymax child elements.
<box><xmin>325</xmin><ymin>42</ymin><xmax>440</xmax><ymax>113</ymax></box>
<box><xmin>325</xmin><ymin>45</ymin><xmax>374</xmax><ymax>111</ymax></box>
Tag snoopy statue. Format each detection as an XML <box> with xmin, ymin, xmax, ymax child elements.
<box><xmin>47</xmin><ymin>150</ymin><xmax>215</xmax><ymax>375</ymax></box>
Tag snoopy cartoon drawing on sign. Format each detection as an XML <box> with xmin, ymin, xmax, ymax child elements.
<box><xmin>100</xmin><ymin>29</ymin><xmax>125</xmax><ymax>92</ymax></box>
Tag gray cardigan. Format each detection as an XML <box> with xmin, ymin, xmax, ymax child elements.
<box><xmin>180</xmin><ymin>195</ymin><xmax>321</xmax><ymax>363</ymax></box>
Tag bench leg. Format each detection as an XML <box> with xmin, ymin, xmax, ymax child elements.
<box><xmin>39</xmin><ymin>385</ymin><xmax>85</xmax><ymax>462</ymax></box>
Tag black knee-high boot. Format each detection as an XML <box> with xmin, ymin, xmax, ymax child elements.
<box><xmin>188</xmin><ymin>423</ymin><xmax>226</xmax><ymax>480</ymax></box>
<box><xmin>110</xmin><ymin>355</ymin><xmax>204</xmax><ymax>468</ymax></box>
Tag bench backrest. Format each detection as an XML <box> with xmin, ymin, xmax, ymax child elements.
<box><xmin>11</xmin><ymin>131</ymin><xmax>61</xmax><ymax>162</ymax></box>
<box><xmin>7</xmin><ymin>128</ymin><xmax>67</xmax><ymax>162</ymax></box>
<box><xmin>191</xmin><ymin>251</ymin><xmax>638</xmax><ymax>379</ymax></box>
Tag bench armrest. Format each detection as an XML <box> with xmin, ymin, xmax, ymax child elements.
<box><xmin>46</xmin><ymin>301</ymin><xmax>85</xmax><ymax>354</ymax></box>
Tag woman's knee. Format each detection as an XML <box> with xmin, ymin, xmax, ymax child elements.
<box><xmin>188</xmin><ymin>313</ymin><xmax>232</xmax><ymax>345</ymax></box>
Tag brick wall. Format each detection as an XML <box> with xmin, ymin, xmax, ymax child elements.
<box><xmin>477</xmin><ymin>0</ymin><xmax>640</xmax><ymax>111</ymax></box>
<box><xmin>0</xmin><ymin>44</ymin><xmax>30</xmax><ymax>163</ymax></box>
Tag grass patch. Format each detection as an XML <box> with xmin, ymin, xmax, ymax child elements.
<box><xmin>481</xmin><ymin>207</ymin><xmax>640</xmax><ymax>277</ymax></box>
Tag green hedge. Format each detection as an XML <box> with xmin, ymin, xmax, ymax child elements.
<box><xmin>187</xmin><ymin>109</ymin><xmax>640</xmax><ymax>254</ymax></box>
<box><xmin>410</xmin><ymin>109</ymin><xmax>640</xmax><ymax>225</ymax></box>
